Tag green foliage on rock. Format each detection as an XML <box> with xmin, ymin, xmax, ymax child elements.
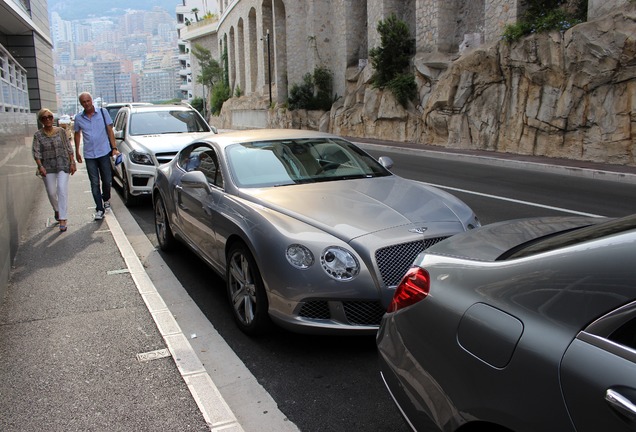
<box><xmin>369</xmin><ymin>14</ymin><xmax>417</xmax><ymax>108</ymax></box>
<box><xmin>288</xmin><ymin>66</ymin><xmax>333</xmax><ymax>111</ymax></box>
<box><xmin>503</xmin><ymin>0</ymin><xmax>587</xmax><ymax>42</ymax></box>
<box><xmin>211</xmin><ymin>82</ymin><xmax>230</xmax><ymax>115</ymax></box>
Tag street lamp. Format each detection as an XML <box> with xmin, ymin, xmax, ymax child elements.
<box><xmin>112</xmin><ymin>73</ymin><xmax>118</xmax><ymax>103</ymax></box>
<box><xmin>265</xmin><ymin>29</ymin><xmax>272</xmax><ymax>106</ymax></box>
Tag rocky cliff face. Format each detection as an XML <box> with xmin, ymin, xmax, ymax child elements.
<box><xmin>330</xmin><ymin>4</ymin><xmax>636</xmax><ymax>166</ymax></box>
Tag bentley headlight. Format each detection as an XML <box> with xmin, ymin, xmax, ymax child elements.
<box><xmin>320</xmin><ymin>247</ymin><xmax>359</xmax><ymax>281</ymax></box>
<box><xmin>129</xmin><ymin>150</ymin><xmax>154</xmax><ymax>166</ymax></box>
<box><xmin>286</xmin><ymin>244</ymin><xmax>314</xmax><ymax>269</ymax></box>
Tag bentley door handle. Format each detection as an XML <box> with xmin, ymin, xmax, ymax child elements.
<box><xmin>606</xmin><ymin>388</ymin><xmax>636</xmax><ymax>419</ymax></box>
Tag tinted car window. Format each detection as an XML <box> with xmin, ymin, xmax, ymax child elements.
<box><xmin>107</xmin><ymin>107</ymin><xmax>121</xmax><ymax>120</ymax></box>
<box><xmin>198</xmin><ymin>150</ymin><xmax>223</xmax><ymax>188</ymax></box>
<box><xmin>114</xmin><ymin>111</ymin><xmax>127</xmax><ymax>132</ymax></box>
<box><xmin>609</xmin><ymin>317</ymin><xmax>636</xmax><ymax>350</ymax></box>
<box><xmin>505</xmin><ymin>214</ymin><xmax>636</xmax><ymax>260</ymax></box>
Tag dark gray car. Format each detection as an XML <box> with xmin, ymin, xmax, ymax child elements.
<box><xmin>377</xmin><ymin>214</ymin><xmax>636</xmax><ymax>432</ymax></box>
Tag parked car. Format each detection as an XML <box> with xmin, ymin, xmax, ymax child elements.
<box><xmin>104</xmin><ymin>102</ymin><xmax>153</xmax><ymax>122</ymax></box>
<box><xmin>377</xmin><ymin>214</ymin><xmax>636</xmax><ymax>432</ymax></box>
<box><xmin>112</xmin><ymin>103</ymin><xmax>215</xmax><ymax>205</ymax></box>
<box><xmin>152</xmin><ymin>129</ymin><xmax>480</xmax><ymax>335</ymax></box>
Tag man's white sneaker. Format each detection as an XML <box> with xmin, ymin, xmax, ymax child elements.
<box><xmin>104</xmin><ymin>201</ymin><xmax>111</xmax><ymax>211</ymax></box>
<box><xmin>94</xmin><ymin>210</ymin><xmax>105</xmax><ymax>220</ymax></box>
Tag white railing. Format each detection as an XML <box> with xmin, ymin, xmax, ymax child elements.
<box><xmin>0</xmin><ymin>45</ymin><xmax>29</xmax><ymax>113</ymax></box>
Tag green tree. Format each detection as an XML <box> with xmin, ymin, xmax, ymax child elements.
<box><xmin>211</xmin><ymin>82</ymin><xmax>230</xmax><ymax>115</ymax></box>
<box><xmin>288</xmin><ymin>66</ymin><xmax>333</xmax><ymax>111</ymax></box>
<box><xmin>369</xmin><ymin>14</ymin><xmax>415</xmax><ymax>87</ymax></box>
<box><xmin>369</xmin><ymin>14</ymin><xmax>417</xmax><ymax>108</ymax></box>
<box><xmin>191</xmin><ymin>43</ymin><xmax>224</xmax><ymax>115</ymax></box>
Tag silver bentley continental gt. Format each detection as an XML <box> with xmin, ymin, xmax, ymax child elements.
<box><xmin>152</xmin><ymin>129</ymin><xmax>480</xmax><ymax>335</ymax></box>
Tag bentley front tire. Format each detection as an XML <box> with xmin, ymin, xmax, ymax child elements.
<box><xmin>226</xmin><ymin>242</ymin><xmax>271</xmax><ymax>336</ymax></box>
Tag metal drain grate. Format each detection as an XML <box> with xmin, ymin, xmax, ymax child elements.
<box><xmin>136</xmin><ymin>348</ymin><xmax>171</xmax><ymax>362</ymax></box>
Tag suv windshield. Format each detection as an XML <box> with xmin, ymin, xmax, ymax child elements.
<box><xmin>130</xmin><ymin>110</ymin><xmax>210</xmax><ymax>135</ymax></box>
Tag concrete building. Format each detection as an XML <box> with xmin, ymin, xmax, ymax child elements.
<box><xmin>138</xmin><ymin>68</ymin><xmax>179</xmax><ymax>102</ymax></box>
<box><xmin>176</xmin><ymin>0</ymin><xmax>217</xmax><ymax>101</ymax></box>
<box><xmin>94</xmin><ymin>61</ymin><xmax>133</xmax><ymax>105</ymax></box>
<box><xmin>0</xmin><ymin>0</ymin><xmax>57</xmax><ymax>301</ymax></box>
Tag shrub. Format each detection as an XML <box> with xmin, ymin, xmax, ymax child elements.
<box><xmin>369</xmin><ymin>14</ymin><xmax>416</xmax><ymax>108</ymax></box>
<box><xmin>210</xmin><ymin>82</ymin><xmax>230</xmax><ymax>115</ymax></box>
<box><xmin>502</xmin><ymin>0</ymin><xmax>587</xmax><ymax>42</ymax></box>
<box><xmin>388</xmin><ymin>74</ymin><xmax>418</xmax><ymax>108</ymax></box>
<box><xmin>288</xmin><ymin>67</ymin><xmax>333</xmax><ymax>111</ymax></box>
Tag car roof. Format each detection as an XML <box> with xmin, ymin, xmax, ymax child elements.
<box><xmin>125</xmin><ymin>104</ymin><xmax>197</xmax><ymax>113</ymax></box>
<box><xmin>105</xmin><ymin>102</ymin><xmax>153</xmax><ymax>108</ymax></box>
<box><xmin>199</xmin><ymin>129</ymin><xmax>343</xmax><ymax>148</ymax></box>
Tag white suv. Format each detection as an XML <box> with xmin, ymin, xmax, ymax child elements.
<box><xmin>112</xmin><ymin>103</ymin><xmax>216</xmax><ymax>206</ymax></box>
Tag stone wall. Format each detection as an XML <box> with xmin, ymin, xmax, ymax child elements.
<box><xmin>213</xmin><ymin>0</ymin><xmax>635</xmax><ymax>166</ymax></box>
<box><xmin>329</xmin><ymin>3</ymin><xmax>636</xmax><ymax>166</ymax></box>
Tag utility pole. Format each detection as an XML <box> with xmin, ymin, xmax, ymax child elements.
<box><xmin>266</xmin><ymin>29</ymin><xmax>272</xmax><ymax>106</ymax></box>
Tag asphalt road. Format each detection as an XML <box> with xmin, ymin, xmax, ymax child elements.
<box><xmin>123</xmin><ymin>147</ymin><xmax>636</xmax><ymax>432</ymax></box>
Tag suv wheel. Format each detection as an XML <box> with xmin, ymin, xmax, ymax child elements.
<box><xmin>121</xmin><ymin>165</ymin><xmax>138</xmax><ymax>207</ymax></box>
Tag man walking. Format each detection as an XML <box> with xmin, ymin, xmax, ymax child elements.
<box><xmin>74</xmin><ymin>92</ymin><xmax>120</xmax><ymax>220</ymax></box>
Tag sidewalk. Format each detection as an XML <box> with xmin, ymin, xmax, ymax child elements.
<box><xmin>0</xmin><ymin>166</ymin><xmax>294</xmax><ymax>432</ymax></box>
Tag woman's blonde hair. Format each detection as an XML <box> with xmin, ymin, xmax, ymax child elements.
<box><xmin>37</xmin><ymin>108</ymin><xmax>54</xmax><ymax>121</ymax></box>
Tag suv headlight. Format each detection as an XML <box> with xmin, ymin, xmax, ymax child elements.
<box><xmin>129</xmin><ymin>150</ymin><xmax>154</xmax><ymax>166</ymax></box>
<box><xmin>321</xmin><ymin>247</ymin><xmax>359</xmax><ymax>281</ymax></box>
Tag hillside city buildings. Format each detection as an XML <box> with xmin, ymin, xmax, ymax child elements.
<box><xmin>52</xmin><ymin>6</ymin><xmax>183</xmax><ymax>115</ymax></box>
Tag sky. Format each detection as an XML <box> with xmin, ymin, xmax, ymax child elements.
<box><xmin>48</xmin><ymin>0</ymin><xmax>180</xmax><ymax>21</ymax></box>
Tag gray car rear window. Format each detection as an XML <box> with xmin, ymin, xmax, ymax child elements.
<box><xmin>503</xmin><ymin>214</ymin><xmax>636</xmax><ymax>260</ymax></box>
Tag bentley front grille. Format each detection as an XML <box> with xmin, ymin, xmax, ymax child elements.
<box><xmin>343</xmin><ymin>301</ymin><xmax>385</xmax><ymax>326</ymax></box>
<box><xmin>375</xmin><ymin>237</ymin><xmax>449</xmax><ymax>287</ymax></box>
<box><xmin>299</xmin><ymin>301</ymin><xmax>330</xmax><ymax>320</ymax></box>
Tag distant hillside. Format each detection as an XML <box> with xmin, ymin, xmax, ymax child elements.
<box><xmin>48</xmin><ymin>0</ymin><xmax>179</xmax><ymax>20</ymax></box>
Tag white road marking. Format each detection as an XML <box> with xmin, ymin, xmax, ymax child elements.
<box><xmin>422</xmin><ymin>181</ymin><xmax>606</xmax><ymax>218</ymax></box>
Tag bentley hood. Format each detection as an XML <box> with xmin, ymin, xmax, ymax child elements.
<box><xmin>241</xmin><ymin>176</ymin><xmax>475</xmax><ymax>242</ymax></box>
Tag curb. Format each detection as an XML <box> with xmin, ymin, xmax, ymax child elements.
<box><xmin>105</xmin><ymin>209</ymin><xmax>244</xmax><ymax>432</ymax></box>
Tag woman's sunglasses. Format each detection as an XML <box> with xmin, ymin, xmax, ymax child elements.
<box><xmin>40</xmin><ymin>115</ymin><xmax>54</xmax><ymax>120</ymax></box>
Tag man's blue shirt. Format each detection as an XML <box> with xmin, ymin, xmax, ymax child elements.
<box><xmin>74</xmin><ymin>108</ymin><xmax>112</xmax><ymax>159</ymax></box>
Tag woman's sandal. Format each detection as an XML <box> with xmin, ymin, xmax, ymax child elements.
<box><xmin>59</xmin><ymin>221</ymin><xmax>67</xmax><ymax>232</ymax></box>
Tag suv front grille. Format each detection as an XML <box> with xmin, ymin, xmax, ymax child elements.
<box><xmin>375</xmin><ymin>237</ymin><xmax>449</xmax><ymax>287</ymax></box>
<box><xmin>155</xmin><ymin>151</ymin><xmax>178</xmax><ymax>165</ymax></box>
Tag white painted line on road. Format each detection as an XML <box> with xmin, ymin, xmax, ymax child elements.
<box><xmin>422</xmin><ymin>181</ymin><xmax>606</xmax><ymax>218</ymax></box>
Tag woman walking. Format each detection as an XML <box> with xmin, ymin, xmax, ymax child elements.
<box><xmin>32</xmin><ymin>109</ymin><xmax>77</xmax><ymax>232</ymax></box>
